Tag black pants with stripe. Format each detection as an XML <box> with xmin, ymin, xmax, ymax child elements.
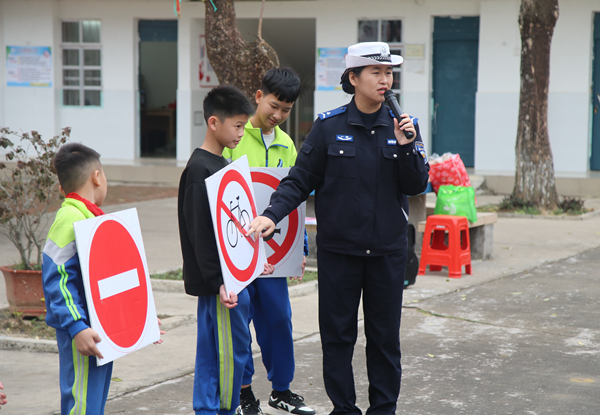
<box><xmin>317</xmin><ymin>249</ymin><xmax>406</xmax><ymax>415</ymax></box>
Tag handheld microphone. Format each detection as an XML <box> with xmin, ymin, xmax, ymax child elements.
<box><xmin>383</xmin><ymin>90</ymin><xmax>414</xmax><ymax>140</ymax></box>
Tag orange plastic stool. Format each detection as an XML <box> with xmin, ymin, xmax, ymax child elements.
<box><xmin>418</xmin><ymin>215</ymin><xmax>472</xmax><ymax>278</ymax></box>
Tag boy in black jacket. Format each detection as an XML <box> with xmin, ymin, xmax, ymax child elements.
<box><xmin>178</xmin><ymin>85</ymin><xmax>273</xmax><ymax>415</ymax></box>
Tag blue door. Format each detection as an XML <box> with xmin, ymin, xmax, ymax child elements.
<box><xmin>432</xmin><ymin>17</ymin><xmax>479</xmax><ymax>167</ymax></box>
<box><xmin>591</xmin><ymin>13</ymin><xmax>600</xmax><ymax>170</ymax></box>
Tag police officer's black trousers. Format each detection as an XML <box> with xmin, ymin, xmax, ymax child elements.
<box><xmin>317</xmin><ymin>249</ymin><xmax>406</xmax><ymax>415</ymax></box>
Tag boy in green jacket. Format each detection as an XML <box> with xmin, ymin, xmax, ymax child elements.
<box><xmin>224</xmin><ymin>68</ymin><xmax>314</xmax><ymax>415</ymax></box>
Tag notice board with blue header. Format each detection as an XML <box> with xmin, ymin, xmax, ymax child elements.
<box><xmin>6</xmin><ymin>46</ymin><xmax>52</xmax><ymax>87</ymax></box>
<box><xmin>316</xmin><ymin>47</ymin><xmax>347</xmax><ymax>91</ymax></box>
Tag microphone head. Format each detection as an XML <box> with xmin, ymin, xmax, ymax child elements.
<box><xmin>383</xmin><ymin>89</ymin><xmax>395</xmax><ymax>100</ymax></box>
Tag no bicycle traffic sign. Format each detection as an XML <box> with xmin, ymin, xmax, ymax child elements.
<box><xmin>206</xmin><ymin>156</ymin><xmax>267</xmax><ymax>295</ymax></box>
<box><xmin>251</xmin><ymin>168</ymin><xmax>305</xmax><ymax>278</ymax></box>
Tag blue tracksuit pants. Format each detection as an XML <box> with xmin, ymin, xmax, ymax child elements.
<box><xmin>56</xmin><ymin>329</ymin><xmax>113</xmax><ymax>415</ymax></box>
<box><xmin>194</xmin><ymin>290</ymin><xmax>251</xmax><ymax>415</ymax></box>
<box><xmin>317</xmin><ymin>249</ymin><xmax>407</xmax><ymax>415</ymax></box>
<box><xmin>243</xmin><ymin>277</ymin><xmax>294</xmax><ymax>391</ymax></box>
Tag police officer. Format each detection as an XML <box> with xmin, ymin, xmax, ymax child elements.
<box><xmin>247</xmin><ymin>42</ymin><xmax>430</xmax><ymax>415</ymax></box>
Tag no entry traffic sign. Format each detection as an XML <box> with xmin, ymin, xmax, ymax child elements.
<box><xmin>206</xmin><ymin>156</ymin><xmax>267</xmax><ymax>295</ymax></box>
<box><xmin>74</xmin><ymin>208</ymin><xmax>160</xmax><ymax>365</ymax></box>
<box><xmin>250</xmin><ymin>168</ymin><xmax>305</xmax><ymax>278</ymax></box>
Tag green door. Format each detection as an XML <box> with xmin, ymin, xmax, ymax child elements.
<box><xmin>591</xmin><ymin>13</ymin><xmax>600</xmax><ymax>170</ymax></box>
<box><xmin>432</xmin><ymin>17</ymin><xmax>479</xmax><ymax>167</ymax></box>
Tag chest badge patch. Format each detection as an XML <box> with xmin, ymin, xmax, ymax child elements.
<box><xmin>387</xmin><ymin>139</ymin><xmax>397</xmax><ymax>145</ymax></box>
<box><xmin>415</xmin><ymin>142</ymin><xmax>428</xmax><ymax>164</ymax></box>
<box><xmin>336</xmin><ymin>135</ymin><xmax>354</xmax><ymax>142</ymax></box>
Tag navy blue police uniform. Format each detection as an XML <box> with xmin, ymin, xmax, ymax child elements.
<box><xmin>261</xmin><ymin>97</ymin><xmax>430</xmax><ymax>415</ymax></box>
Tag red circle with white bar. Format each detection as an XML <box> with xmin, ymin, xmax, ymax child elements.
<box><xmin>250</xmin><ymin>171</ymin><xmax>299</xmax><ymax>265</ymax></box>
<box><xmin>216</xmin><ymin>169</ymin><xmax>260</xmax><ymax>282</ymax></box>
<box><xmin>88</xmin><ymin>219</ymin><xmax>148</xmax><ymax>349</ymax></box>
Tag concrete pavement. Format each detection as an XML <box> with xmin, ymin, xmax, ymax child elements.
<box><xmin>1</xmin><ymin>195</ymin><xmax>600</xmax><ymax>414</ymax></box>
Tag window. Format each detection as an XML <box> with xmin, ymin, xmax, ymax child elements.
<box><xmin>61</xmin><ymin>20</ymin><xmax>102</xmax><ymax>106</ymax></box>
<box><xmin>358</xmin><ymin>19</ymin><xmax>403</xmax><ymax>101</ymax></box>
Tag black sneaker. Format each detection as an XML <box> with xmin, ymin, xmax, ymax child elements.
<box><xmin>268</xmin><ymin>390</ymin><xmax>316</xmax><ymax>415</ymax></box>
<box><xmin>236</xmin><ymin>397</ymin><xmax>263</xmax><ymax>415</ymax></box>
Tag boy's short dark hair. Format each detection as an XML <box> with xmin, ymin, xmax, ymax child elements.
<box><xmin>203</xmin><ymin>85</ymin><xmax>254</xmax><ymax>123</ymax></box>
<box><xmin>260</xmin><ymin>67</ymin><xmax>301</xmax><ymax>103</ymax></box>
<box><xmin>53</xmin><ymin>143</ymin><xmax>101</xmax><ymax>194</ymax></box>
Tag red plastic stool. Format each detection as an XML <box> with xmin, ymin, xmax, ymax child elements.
<box><xmin>418</xmin><ymin>214</ymin><xmax>472</xmax><ymax>278</ymax></box>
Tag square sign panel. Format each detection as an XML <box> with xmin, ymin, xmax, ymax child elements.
<box><xmin>74</xmin><ymin>208</ymin><xmax>160</xmax><ymax>365</ymax></box>
<box><xmin>206</xmin><ymin>155</ymin><xmax>267</xmax><ymax>295</ymax></box>
<box><xmin>250</xmin><ymin>167</ymin><xmax>305</xmax><ymax>278</ymax></box>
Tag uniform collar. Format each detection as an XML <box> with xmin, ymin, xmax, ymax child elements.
<box><xmin>347</xmin><ymin>98</ymin><xmax>391</xmax><ymax>128</ymax></box>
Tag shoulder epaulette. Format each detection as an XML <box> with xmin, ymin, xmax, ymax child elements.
<box><xmin>387</xmin><ymin>110</ymin><xmax>419</xmax><ymax>126</ymax></box>
<box><xmin>318</xmin><ymin>106</ymin><xmax>347</xmax><ymax>120</ymax></box>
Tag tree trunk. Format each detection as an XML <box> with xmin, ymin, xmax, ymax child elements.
<box><xmin>204</xmin><ymin>0</ymin><xmax>279</xmax><ymax>102</ymax></box>
<box><xmin>513</xmin><ymin>0</ymin><xmax>559</xmax><ymax>210</ymax></box>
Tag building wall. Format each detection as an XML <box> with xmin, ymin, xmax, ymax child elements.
<box><xmin>476</xmin><ymin>0</ymin><xmax>598</xmax><ymax>175</ymax></box>
<box><xmin>0</xmin><ymin>0</ymin><xmax>598</xmax><ymax>174</ymax></box>
<box><xmin>1</xmin><ymin>0</ymin><xmax>58</xmax><ymax>139</ymax></box>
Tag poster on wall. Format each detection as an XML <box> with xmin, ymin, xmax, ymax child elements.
<box><xmin>316</xmin><ymin>47</ymin><xmax>347</xmax><ymax>91</ymax></box>
<box><xmin>6</xmin><ymin>46</ymin><xmax>52</xmax><ymax>87</ymax></box>
<box><xmin>199</xmin><ymin>35</ymin><xmax>219</xmax><ymax>88</ymax></box>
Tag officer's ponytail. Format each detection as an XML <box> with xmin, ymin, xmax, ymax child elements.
<box><xmin>340</xmin><ymin>67</ymin><xmax>366</xmax><ymax>95</ymax></box>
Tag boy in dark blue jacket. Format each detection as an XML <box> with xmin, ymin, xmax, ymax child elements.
<box><xmin>42</xmin><ymin>143</ymin><xmax>112</xmax><ymax>415</ymax></box>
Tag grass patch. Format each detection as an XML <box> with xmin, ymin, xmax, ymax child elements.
<box><xmin>0</xmin><ymin>309</ymin><xmax>56</xmax><ymax>340</ymax></box>
<box><xmin>150</xmin><ymin>268</ymin><xmax>318</xmax><ymax>287</ymax></box>
<box><xmin>151</xmin><ymin>269</ymin><xmax>183</xmax><ymax>280</ymax></box>
<box><xmin>477</xmin><ymin>195</ymin><xmax>591</xmax><ymax>216</ymax></box>
<box><xmin>288</xmin><ymin>271</ymin><xmax>318</xmax><ymax>286</ymax></box>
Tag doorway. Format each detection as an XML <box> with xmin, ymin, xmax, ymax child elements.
<box><xmin>432</xmin><ymin>16</ymin><xmax>480</xmax><ymax>167</ymax></box>
<box><xmin>591</xmin><ymin>13</ymin><xmax>600</xmax><ymax>170</ymax></box>
<box><xmin>139</xmin><ymin>20</ymin><xmax>178</xmax><ymax>158</ymax></box>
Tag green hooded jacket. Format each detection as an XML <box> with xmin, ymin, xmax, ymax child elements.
<box><xmin>223</xmin><ymin>120</ymin><xmax>297</xmax><ymax>167</ymax></box>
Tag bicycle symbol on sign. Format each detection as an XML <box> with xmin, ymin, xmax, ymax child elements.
<box><xmin>226</xmin><ymin>196</ymin><xmax>251</xmax><ymax>248</ymax></box>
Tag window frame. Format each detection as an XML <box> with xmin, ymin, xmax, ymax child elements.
<box><xmin>358</xmin><ymin>19</ymin><xmax>404</xmax><ymax>102</ymax></box>
<box><xmin>61</xmin><ymin>20</ymin><xmax>103</xmax><ymax>107</ymax></box>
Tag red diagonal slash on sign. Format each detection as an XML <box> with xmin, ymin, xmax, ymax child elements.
<box><xmin>218</xmin><ymin>201</ymin><xmax>254</xmax><ymax>244</ymax></box>
<box><xmin>216</xmin><ymin>169</ymin><xmax>260</xmax><ymax>282</ymax></box>
<box><xmin>250</xmin><ymin>171</ymin><xmax>299</xmax><ymax>265</ymax></box>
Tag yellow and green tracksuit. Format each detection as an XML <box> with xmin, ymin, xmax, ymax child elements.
<box><xmin>224</xmin><ymin>120</ymin><xmax>304</xmax><ymax>393</ymax></box>
<box><xmin>223</xmin><ymin>121</ymin><xmax>297</xmax><ymax>168</ymax></box>
<box><xmin>42</xmin><ymin>198</ymin><xmax>112</xmax><ymax>415</ymax></box>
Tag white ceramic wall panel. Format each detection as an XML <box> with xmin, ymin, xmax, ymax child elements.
<box><xmin>475</xmin><ymin>91</ymin><xmax>519</xmax><ymax>172</ymax></box>
<box><xmin>61</xmin><ymin>89</ymin><xmax>137</xmax><ymax>160</ymax></box>
<box><xmin>548</xmin><ymin>92</ymin><xmax>590</xmax><ymax>173</ymax></box>
<box><xmin>1</xmin><ymin>0</ymin><xmax>57</xmax><ymax>138</ymax></box>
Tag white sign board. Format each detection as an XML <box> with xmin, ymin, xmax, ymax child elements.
<box><xmin>6</xmin><ymin>46</ymin><xmax>52</xmax><ymax>87</ymax></box>
<box><xmin>206</xmin><ymin>156</ymin><xmax>267</xmax><ymax>295</ymax></box>
<box><xmin>317</xmin><ymin>47</ymin><xmax>347</xmax><ymax>91</ymax></box>
<box><xmin>250</xmin><ymin>168</ymin><xmax>305</xmax><ymax>278</ymax></box>
<box><xmin>73</xmin><ymin>208</ymin><xmax>160</xmax><ymax>366</ymax></box>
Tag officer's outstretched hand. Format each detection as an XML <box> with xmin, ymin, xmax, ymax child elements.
<box><xmin>246</xmin><ymin>216</ymin><xmax>276</xmax><ymax>241</ymax></box>
<box><xmin>395</xmin><ymin>115</ymin><xmax>416</xmax><ymax>146</ymax></box>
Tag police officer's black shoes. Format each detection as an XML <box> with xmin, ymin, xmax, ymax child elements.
<box><xmin>267</xmin><ymin>390</ymin><xmax>316</xmax><ymax>415</ymax></box>
<box><xmin>236</xmin><ymin>397</ymin><xmax>263</xmax><ymax>415</ymax></box>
